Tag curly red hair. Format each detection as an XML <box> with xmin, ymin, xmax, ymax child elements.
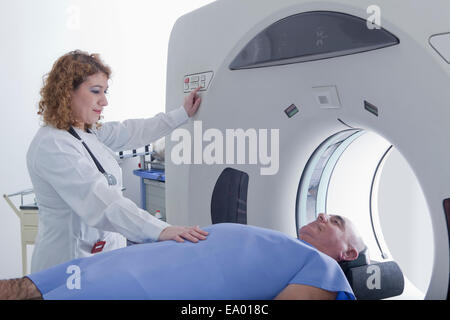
<box><xmin>38</xmin><ymin>50</ymin><xmax>111</xmax><ymax>130</ymax></box>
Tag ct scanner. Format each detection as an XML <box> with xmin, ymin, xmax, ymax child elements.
<box><xmin>163</xmin><ymin>0</ymin><xmax>450</xmax><ymax>299</ymax></box>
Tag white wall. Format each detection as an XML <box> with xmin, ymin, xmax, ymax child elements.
<box><xmin>0</xmin><ymin>0</ymin><xmax>215</xmax><ymax>279</ymax></box>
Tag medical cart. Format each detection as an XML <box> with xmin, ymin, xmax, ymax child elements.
<box><xmin>133</xmin><ymin>169</ymin><xmax>166</xmax><ymax>222</ymax></box>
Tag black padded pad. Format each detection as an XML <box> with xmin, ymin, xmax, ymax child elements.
<box><xmin>344</xmin><ymin>260</ymin><xmax>404</xmax><ymax>300</ymax></box>
<box><xmin>211</xmin><ymin>168</ymin><xmax>248</xmax><ymax>225</ymax></box>
<box><xmin>339</xmin><ymin>248</ymin><xmax>370</xmax><ymax>273</ymax></box>
<box><xmin>443</xmin><ymin>198</ymin><xmax>450</xmax><ymax>300</ymax></box>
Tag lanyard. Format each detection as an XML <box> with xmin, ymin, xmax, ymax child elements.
<box><xmin>67</xmin><ymin>126</ymin><xmax>117</xmax><ymax>186</ymax></box>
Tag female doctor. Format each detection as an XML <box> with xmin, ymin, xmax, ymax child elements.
<box><xmin>26</xmin><ymin>50</ymin><xmax>208</xmax><ymax>273</ymax></box>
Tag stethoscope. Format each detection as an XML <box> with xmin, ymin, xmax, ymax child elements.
<box><xmin>68</xmin><ymin>126</ymin><xmax>118</xmax><ymax>186</ymax></box>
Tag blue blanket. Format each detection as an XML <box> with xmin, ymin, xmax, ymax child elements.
<box><xmin>27</xmin><ymin>223</ymin><xmax>355</xmax><ymax>300</ymax></box>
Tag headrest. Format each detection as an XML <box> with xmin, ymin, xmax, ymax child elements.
<box><xmin>339</xmin><ymin>249</ymin><xmax>404</xmax><ymax>300</ymax></box>
<box><xmin>339</xmin><ymin>248</ymin><xmax>371</xmax><ymax>273</ymax></box>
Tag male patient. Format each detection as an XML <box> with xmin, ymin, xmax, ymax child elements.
<box><xmin>0</xmin><ymin>213</ymin><xmax>365</xmax><ymax>300</ymax></box>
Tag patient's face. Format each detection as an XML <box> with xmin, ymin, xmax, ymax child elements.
<box><xmin>298</xmin><ymin>213</ymin><xmax>356</xmax><ymax>262</ymax></box>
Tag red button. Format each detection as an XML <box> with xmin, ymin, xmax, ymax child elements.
<box><xmin>184</xmin><ymin>77</ymin><xmax>190</xmax><ymax>83</ymax></box>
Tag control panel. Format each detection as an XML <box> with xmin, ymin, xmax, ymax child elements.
<box><xmin>184</xmin><ymin>71</ymin><xmax>213</xmax><ymax>93</ymax></box>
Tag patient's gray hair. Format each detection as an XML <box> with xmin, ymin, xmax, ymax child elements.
<box><xmin>354</xmin><ymin>236</ymin><xmax>368</xmax><ymax>257</ymax></box>
<box><xmin>347</xmin><ymin>224</ymin><xmax>369</xmax><ymax>261</ymax></box>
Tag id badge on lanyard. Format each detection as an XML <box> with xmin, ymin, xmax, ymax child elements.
<box><xmin>91</xmin><ymin>240</ymin><xmax>106</xmax><ymax>254</ymax></box>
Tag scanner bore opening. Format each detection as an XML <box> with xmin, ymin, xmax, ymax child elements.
<box><xmin>296</xmin><ymin>129</ymin><xmax>434</xmax><ymax>299</ymax></box>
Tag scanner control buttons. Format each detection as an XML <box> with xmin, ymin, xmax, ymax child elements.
<box><xmin>184</xmin><ymin>71</ymin><xmax>213</xmax><ymax>93</ymax></box>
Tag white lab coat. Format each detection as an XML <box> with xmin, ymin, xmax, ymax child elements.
<box><xmin>27</xmin><ymin>106</ymin><xmax>188</xmax><ymax>273</ymax></box>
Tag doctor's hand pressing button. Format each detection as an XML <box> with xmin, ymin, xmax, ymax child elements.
<box><xmin>183</xmin><ymin>86</ymin><xmax>202</xmax><ymax>117</ymax></box>
<box><xmin>158</xmin><ymin>225</ymin><xmax>209</xmax><ymax>243</ymax></box>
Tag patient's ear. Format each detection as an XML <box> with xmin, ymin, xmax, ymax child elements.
<box><xmin>341</xmin><ymin>247</ymin><xmax>358</xmax><ymax>262</ymax></box>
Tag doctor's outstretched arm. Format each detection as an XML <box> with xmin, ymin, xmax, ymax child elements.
<box><xmin>94</xmin><ymin>87</ymin><xmax>202</xmax><ymax>152</ymax></box>
<box><xmin>29</xmin><ymin>134</ymin><xmax>207</xmax><ymax>244</ymax></box>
